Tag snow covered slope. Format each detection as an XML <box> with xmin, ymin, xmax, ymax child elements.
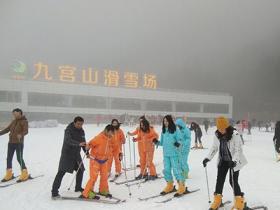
<box><xmin>0</xmin><ymin>125</ymin><xmax>279</xmax><ymax>210</ymax></box>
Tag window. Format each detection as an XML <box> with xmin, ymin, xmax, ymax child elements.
<box><xmin>146</xmin><ymin>100</ymin><xmax>172</xmax><ymax>112</ymax></box>
<box><xmin>111</xmin><ymin>98</ymin><xmax>141</xmax><ymax>110</ymax></box>
<box><xmin>176</xmin><ymin>102</ymin><xmax>201</xmax><ymax>113</ymax></box>
<box><xmin>28</xmin><ymin>93</ymin><xmax>72</xmax><ymax>107</ymax></box>
<box><xmin>0</xmin><ymin>91</ymin><xmax>21</xmax><ymax>103</ymax></box>
<box><xmin>204</xmin><ymin>103</ymin><xmax>229</xmax><ymax>114</ymax></box>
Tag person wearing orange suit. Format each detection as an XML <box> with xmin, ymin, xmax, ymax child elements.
<box><xmin>108</xmin><ymin>119</ymin><xmax>126</xmax><ymax>178</ymax></box>
<box><xmin>127</xmin><ymin>115</ymin><xmax>146</xmax><ymax>168</ymax></box>
<box><xmin>81</xmin><ymin>125</ymin><xmax>115</xmax><ymax>200</ymax></box>
<box><xmin>130</xmin><ymin>118</ymin><xmax>159</xmax><ymax>180</ymax></box>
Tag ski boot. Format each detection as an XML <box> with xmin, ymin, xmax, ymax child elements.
<box><xmin>1</xmin><ymin>169</ymin><xmax>14</xmax><ymax>182</ymax></box>
<box><xmin>160</xmin><ymin>182</ymin><xmax>176</xmax><ymax>195</ymax></box>
<box><xmin>99</xmin><ymin>191</ymin><xmax>113</xmax><ymax>198</ymax></box>
<box><xmin>231</xmin><ymin>195</ymin><xmax>245</xmax><ymax>210</ymax></box>
<box><xmin>18</xmin><ymin>169</ymin><xmax>29</xmax><ymax>182</ymax></box>
<box><xmin>209</xmin><ymin>194</ymin><xmax>223</xmax><ymax>210</ymax></box>
<box><xmin>174</xmin><ymin>182</ymin><xmax>185</xmax><ymax>197</ymax></box>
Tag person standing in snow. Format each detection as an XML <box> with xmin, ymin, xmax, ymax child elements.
<box><xmin>175</xmin><ymin>118</ymin><xmax>191</xmax><ymax>179</ymax></box>
<box><xmin>247</xmin><ymin>121</ymin><xmax>252</xmax><ymax>135</ymax></box>
<box><xmin>132</xmin><ymin>118</ymin><xmax>159</xmax><ymax>180</ymax></box>
<box><xmin>0</xmin><ymin>108</ymin><xmax>29</xmax><ymax>182</ymax></box>
<box><xmin>51</xmin><ymin>116</ymin><xmax>87</xmax><ymax>198</ymax></box>
<box><xmin>203</xmin><ymin>117</ymin><xmax>247</xmax><ymax>210</ymax></box>
<box><xmin>273</xmin><ymin>121</ymin><xmax>280</xmax><ymax>161</ymax></box>
<box><xmin>271</xmin><ymin>121</ymin><xmax>276</xmax><ymax>132</ymax></box>
<box><xmin>107</xmin><ymin>119</ymin><xmax>125</xmax><ymax>178</ymax></box>
<box><xmin>203</xmin><ymin>119</ymin><xmax>210</xmax><ymax>134</ymax></box>
<box><xmin>153</xmin><ymin>115</ymin><xmax>187</xmax><ymax>197</ymax></box>
<box><xmin>190</xmin><ymin>122</ymin><xmax>204</xmax><ymax>149</ymax></box>
<box><xmin>236</xmin><ymin>121</ymin><xmax>244</xmax><ymax>145</ymax></box>
<box><xmin>81</xmin><ymin>125</ymin><xmax>115</xmax><ymax>199</ymax></box>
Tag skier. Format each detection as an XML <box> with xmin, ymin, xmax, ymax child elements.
<box><xmin>203</xmin><ymin>119</ymin><xmax>210</xmax><ymax>134</ymax></box>
<box><xmin>107</xmin><ymin>119</ymin><xmax>125</xmax><ymax>178</ymax></box>
<box><xmin>247</xmin><ymin>121</ymin><xmax>252</xmax><ymax>135</ymax></box>
<box><xmin>127</xmin><ymin>115</ymin><xmax>146</xmax><ymax>175</ymax></box>
<box><xmin>175</xmin><ymin>118</ymin><xmax>191</xmax><ymax>179</ymax></box>
<box><xmin>271</xmin><ymin>121</ymin><xmax>276</xmax><ymax>132</ymax></box>
<box><xmin>132</xmin><ymin>118</ymin><xmax>159</xmax><ymax>180</ymax></box>
<box><xmin>203</xmin><ymin>117</ymin><xmax>248</xmax><ymax>210</ymax></box>
<box><xmin>0</xmin><ymin>108</ymin><xmax>29</xmax><ymax>182</ymax></box>
<box><xmin>153</xmin><ymin>115</ymin><xmax>186</xmax><ymax>197</ymax></box>
<box><xmin>51</xmin><ymin>116</ymin><xmax>87</xmax><ymax>198</ymax></box>
<box><xmin>236</xmin><ymin>121</ymin><xmax>244</xmax><ymax>145</ymax></box>
<box><xmin>190</xmin><ymin>122</ymin><xmax>203</xmax><ymax>149</ymax></box>
<box><xmin>273</xmin><ymin>121</ymin><xmax>280</xmax><ymax>161</ymax></box>
<box><xmin>81</xmin><ymin>124</ymin><xmax>115</xmax><ymax>199</ymax></box>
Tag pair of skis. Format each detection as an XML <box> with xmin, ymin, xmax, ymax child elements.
<box><xmin>0</xmin><ymin>174</ymin><xmax>44</xmax><ymax>188</ymax></box>
<box><xmin>138</xmin><ymin>188</ymin><xmax>200</xmax><ymax>203</ymax></box>
<box><xmin>191</xmin><ymin>147</ymin><xmax>208</xmax><ymax>150</ymax></box>
<box><xmin>56</xmin><ymin>194</ymin><xmax>126</xmax><ymax>204</ymax></box>
<box><xmin>114</xmin><ymin>176</ymin><xmax>163</xmax><ymax>186</ymax></box>
<box><xmin>217</xmin><ymin>201</ymin><xmax>267</xmax><ymax>210</ymax></box>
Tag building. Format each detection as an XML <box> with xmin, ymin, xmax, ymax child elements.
<box><xmin>0</xmin><ymin>78</ymin><xmax>233</xmax><ymax>123</ymax></box>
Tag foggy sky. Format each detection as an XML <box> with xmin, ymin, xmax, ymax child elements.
<box><xmin>0</xmin><ymin>0</ymin><xmax>280</xmax><ymax>120</ymax></box>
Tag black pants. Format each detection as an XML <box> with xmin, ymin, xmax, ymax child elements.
<box><xmin>51</xmin><ymin>163</ymin><xmax>84</xmax><ymax>196</ymax></box>
<box><xmin>7</xmin><ymin>143</ymin><xmax>27</xmax><ymax>170</ymax></box>
<box><xmin>215</xmin><ymin>162</ymin><xmax>242</xmax><ymax>196</ymax></box>
<box><xmin>195</xmin><ymin>134</ymin><xmax>202</xmax><ymax>144</ymax></box>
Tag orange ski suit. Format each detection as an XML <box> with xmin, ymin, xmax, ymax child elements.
<box><xmin>107</xmin><ymin>128</ymin><xmax>125</xmax><ymax>174</ymax></box>
<box><xmin>133</xmin><ymin>127</ymin><xmax>158</xmax><ymax>176</ymax></box>
<box><xmin>82</xmin><ymin>132</ymin><xmax>111</xmax><ymax>197</ymax></box>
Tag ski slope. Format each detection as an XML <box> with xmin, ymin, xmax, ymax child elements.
<box><xmin>0</xmin><ymin>125</ymin><xmax>279</xmax><ymax>210</ymax></box>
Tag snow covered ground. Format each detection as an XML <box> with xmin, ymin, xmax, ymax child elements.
<box><xmin>0</xmin><ymin>124</ymin><xmax>279</xmax><ymax>210</ymax></box>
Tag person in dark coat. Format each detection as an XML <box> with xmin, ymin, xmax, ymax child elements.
<box><xmin>273</xmin><ymin>121</ymin><xmax>280</xmax><ymax>161</ymax></box>
<box><xmin>190</xmin><ymin>122</ymin><xmax>203</xmax><ymax>149</ymax></box>
<box><xmin>51</xmin><ymin>116</ymin><xmax>87</xmax><ymax>198</ymax></box>
<box><xmin>203</xmin><ymin>119</ymin><xmax>210</xmax><ymax>134</ymax></box>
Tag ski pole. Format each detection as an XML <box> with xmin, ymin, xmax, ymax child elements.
<box><xmin>67</xmin><ymin>153</ymin><xmax>87</xmax><ymax>191</ymax></box>
<box><xmin>122</xmin><ymin>143</ymin><xmax>132</xmax><ymax>197</ymax></box>
<box><xmin>133</xmin><ymin>136</ymin><xmax>137</xmax><ymax>178</ymax></box>
<box><xmin>128</xmin><ymin>135</ymin><xmax>132</xmax><ymax>168</ymax></box>
<box><xmin>230</xmin><ymin>168</ymin><xmax>237</xmax><ymax>206</ymax></box>
<box><xmin>205</xmin><ymin>166</ymin><xmax>211</xmax><ymax>204</ymax></box>
<box><xmin>273</xmin><ymin>139</ymin><xmax>278</xmax><ymax>161</ymax></box>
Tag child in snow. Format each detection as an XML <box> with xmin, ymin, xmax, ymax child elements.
<box><xmin>175</xmin><ymin>118</ymin><xmax>191</xmax><ymax>179</ymax></box>
<box><xmin>107</xmin><ymin>119</ymin><xmax>125</xmax><ymax>178</ymax></box>
<box><xmin>132</xmin><ymin>118</ymin><xmax>159</xmax><ymax>180</ymax></box>
<box><xmin>203</xmin><ymin>117</ymin><xmax>247</xmax><ymax>210</ymax></box>
<box><xmin>153</xmin><ymin>115</ymin><xmax>186</xmax><ymax>197</ymax></box>
<box><xmin>81</xmin><ymin>125</ymin><xmax>115</xmax><ymax>199</ymax></box>
<box><xmin>190</xmin><ymin>122</ymin><xmax>204</xmax><ymax>149</ymax></box>
<box><xmin>273</xmin><ymin>121</ymin><xmax>280</xmax><ymax>161</ymax></box>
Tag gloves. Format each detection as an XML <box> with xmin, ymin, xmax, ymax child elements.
<box><xmin>132</xmin><ymin>137</ymin><xmax>137</xmax><ymax>142</ymax></box>
<box><xmin>228</xmin><ymin>161</ymin><xmax>237</xmax><ymax>168</ymax></box>
<box><xmin>119</xmin><ymin>153</ymin><xmax>123</xmax><ymax>161</ymax></box>
<box><xmin>203</xmin><ymin>158</ymin><xmax>210</xmax><ymax>167</ymax></box>
<box><xmin>153</xmin><ymin>138</ymin><xmax>159</xmax><ymax>145</ymax></box>
<box><xmin>174</xmin><ymin>142</ymin><xmax>180</xmax><ymax>148</ymax></box>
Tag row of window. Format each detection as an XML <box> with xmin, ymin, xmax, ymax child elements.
<box><xmin>0</xmin><ymin>91</ymin><xmax>229</xmax><ymax>114</ymax></box>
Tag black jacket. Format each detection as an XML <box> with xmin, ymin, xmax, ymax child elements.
<box><xmin>58</xmin><ymin>123</ymin><xmax>86</xmax><ymax>173</ymax></box>
<box><xmin>190</xmin><ymin>122</ymin><xmax>203</xmax><ymax>137</ymax></box>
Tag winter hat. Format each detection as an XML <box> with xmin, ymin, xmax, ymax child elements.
<box><xmin>216</xmin><ymin>117</ymin><xmax>230</xmax><ymax>130</ymax></box>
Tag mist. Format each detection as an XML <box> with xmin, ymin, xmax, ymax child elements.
<box><xmin>0</xmin><ymin>0</ymin><xmax>280</xmax><ymax>120</ymax></box>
